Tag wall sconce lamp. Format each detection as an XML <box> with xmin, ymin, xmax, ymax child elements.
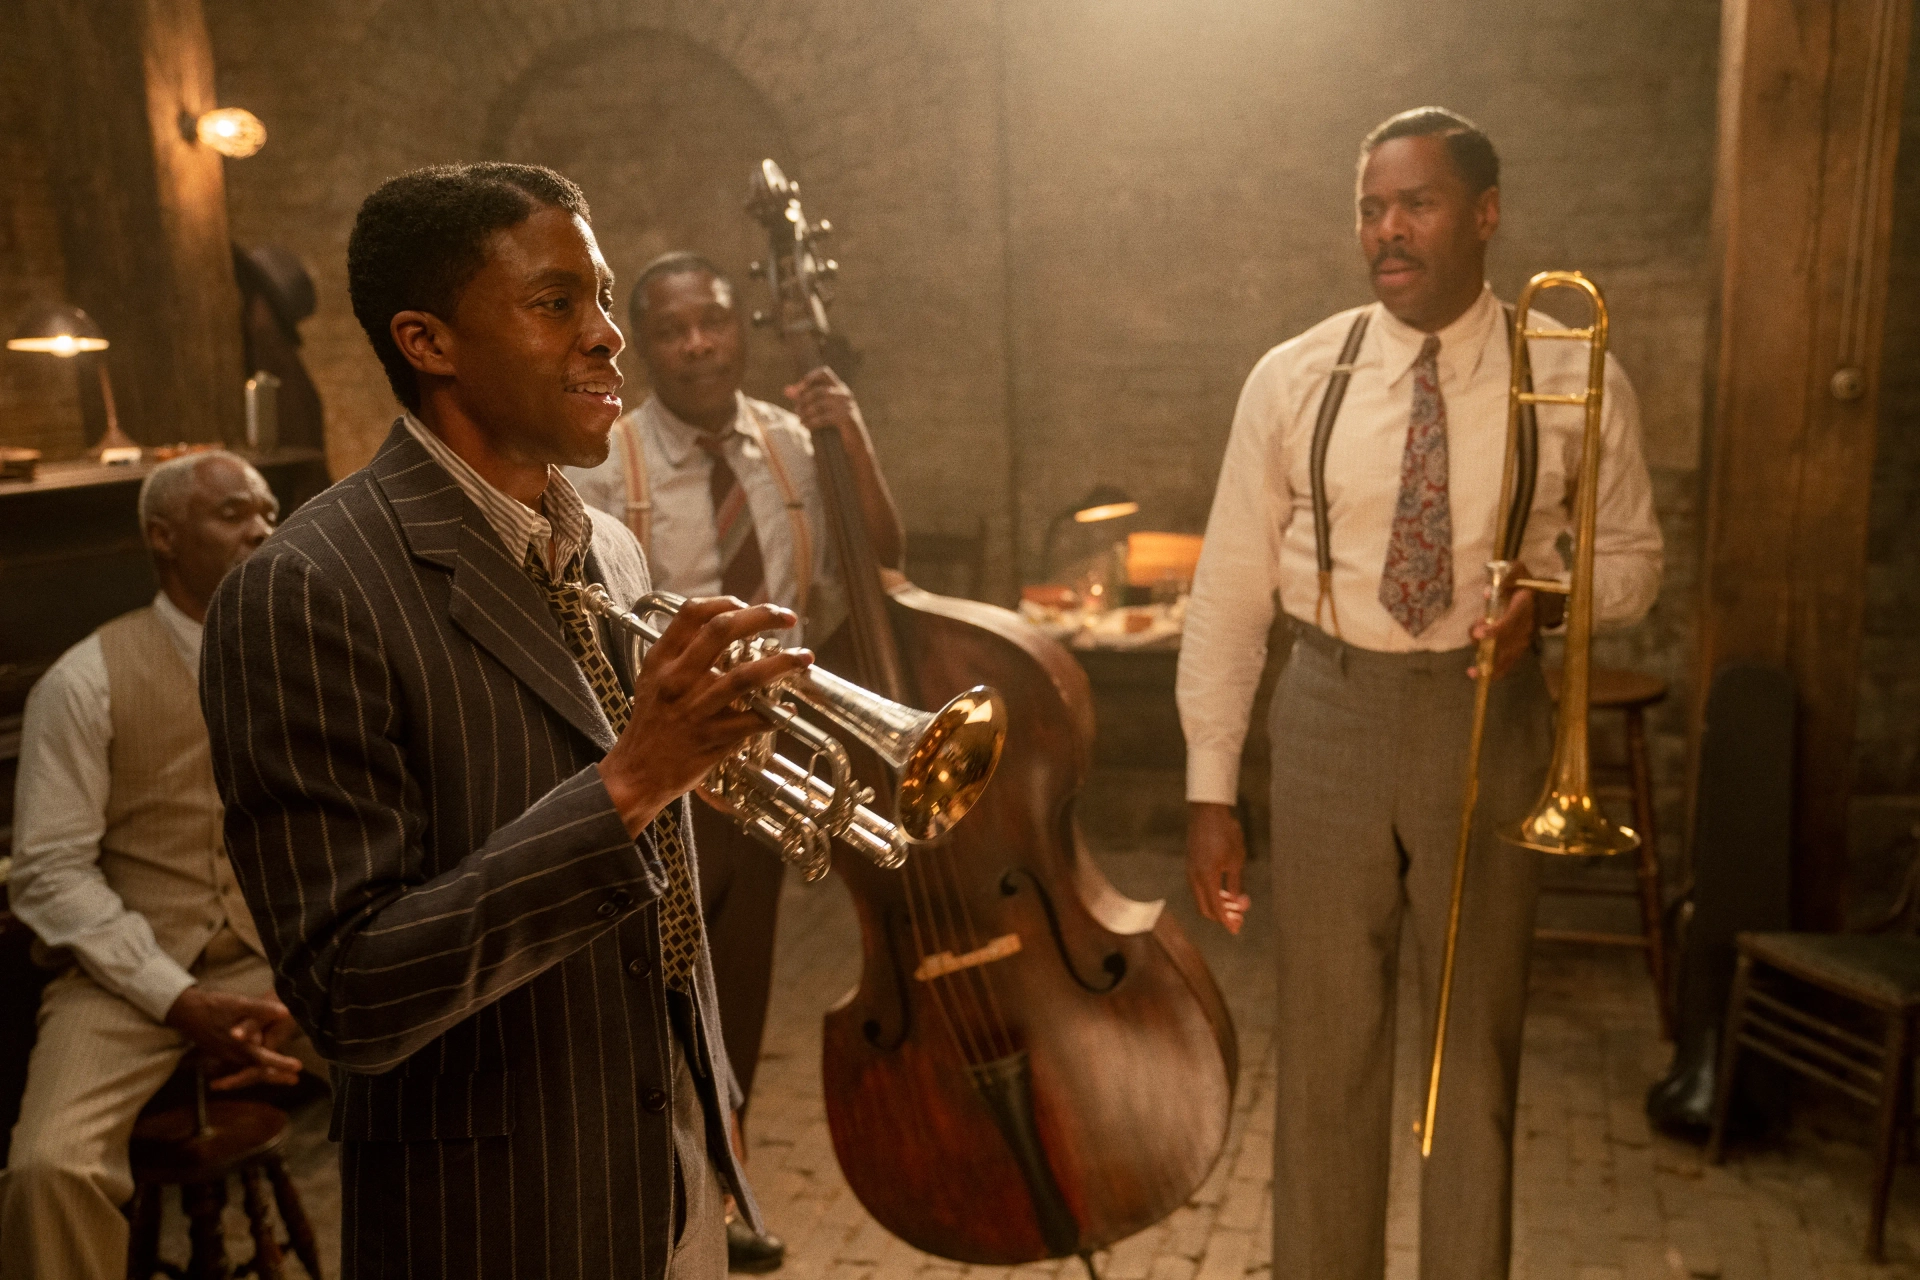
<box><xmin>1039</xmin><ymin>484</ymin><xmax>1141</xmax><ymax>580</ymax></box>
<box><xmin>185</xmin><ymin>107</ymin><xmax>267</xmax><ymax>158</ymax></box>
<box><xmin>7</xmin><ymin>305</ymin><xmax>140</xmax><ymax>461</ymax></box>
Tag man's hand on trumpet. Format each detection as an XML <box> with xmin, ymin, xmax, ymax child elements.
<box><xmin>598</xmin><ymin>597</ymin><xmax>812</xmax><ymax>838</ymax></box>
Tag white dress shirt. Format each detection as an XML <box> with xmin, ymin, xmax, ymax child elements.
<box><xmin>1177</xmin><ymin>285</ymin><xmax>1663</xmax><ymax>806</ymax></box>
<box><xmin>404</xmin><ymin>413</ymin><xmax>592</xmax><ymax>573</ymax></box>
<box><xmin>564</xmin><ymin>392</ymin><xmax>845</xmax><ymax>643</ymax></box>
<box><xmin>9</xmin><ymin>592</ymin><xmax>205</xmax><ymax>1020</ymax></box>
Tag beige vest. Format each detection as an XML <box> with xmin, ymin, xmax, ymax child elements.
<box><xmin>97</xmin><ymin>606</ymin><xmax>264</xmax><ymax>966</ymax></box>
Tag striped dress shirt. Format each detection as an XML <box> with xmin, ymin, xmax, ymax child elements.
<box><xmin>401</xmin><ymin>412</ymin><xmax>590</xmax><ymax>575</ymax></box>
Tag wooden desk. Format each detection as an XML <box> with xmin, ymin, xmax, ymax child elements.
<box><xmin>1068</xmin><ymin>616</ymin><xmax>1290</xmax><ymax>856</ymax></box>
<box><xmin>1072</xmin><ymin>647</ymin><xmax>1184</xmax><ymax>772</ymax></box>
<box><xmin>0</xmin><ymin>449</ymin><xmax>329</xmax><ymax>706</ymax></box>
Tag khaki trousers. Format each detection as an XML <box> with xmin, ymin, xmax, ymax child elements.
<box><xmin>1268</xmin><ymin>629</ymin><xmax>1552</xmax><ymax>1280</ymax></box>
<box><xmin>0</xmin><ymin>929</ymin><xmax>316</xmax><ymax>1280</ymax></box>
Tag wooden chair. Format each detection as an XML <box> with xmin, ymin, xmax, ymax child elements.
<box><xmin>1539</xmin><ymin>665</ymin><xmax>1673</xmax><ymax>1036</ymax></box>
<box><xmin>1707</xmin><ymin>850</ymin><xmax>1920</xmax><ymax>1261</ymax></box>
<box><xmin>125</xmin><ymin>1065</ymin><xmax>323</xmax><ymax>1279</ymax></box>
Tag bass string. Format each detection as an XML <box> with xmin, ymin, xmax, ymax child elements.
<box><xmin>773</xmin><ymin>219</ymin><xmax>1018</xmax><ymax>1077</ymax></box>
<box><xmin>932</xmin><ymin>842</ymin><xmax>1015</xmax><ymax>1058</ymax></box>
<box><xmin>929</xmin><ymin>842</ymin><xmax>1015</xmax><ymax>1060</ymax></box>
<box><xmin>913</xmin><ymin>845</ymin><xmax>1003</xmax><ymax>1060</ymax></box>
<box><xmin>805</xmin><ymin>334</ymin><xmax>1015</xmax><ymax>1064</ymax></box>
<box><xmin>901</xmin><ymin>850</ymin><xmax>990</xmax><ymax>1065</ymax></box>
<box><xmin>899</xmin><ymin>841</ymin><xmax>1013</xmax><ymax>1065</ymax></box>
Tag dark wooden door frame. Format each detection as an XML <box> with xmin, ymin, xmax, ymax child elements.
<box><xmin>1696</xmin><ymin>0</ymin><xmax>1913</xmax><ymax>928</ymax></box>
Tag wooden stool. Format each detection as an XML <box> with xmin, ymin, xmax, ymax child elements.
<box><xmin>1540</xmin><ymin>665</ymin><xmax>1672</xmax><ymax>1037</ymax></box>
<box><xmin>125</xmin><ymin>1070</ymin><xmax>323</xmax><ymax>1280</ymax></box>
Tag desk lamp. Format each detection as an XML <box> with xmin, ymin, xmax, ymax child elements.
<box><xmin>1039</xmin><ymin>484</ymin><xmax>1140</xmax><ymax>581</ymax></box>
<box><xmin>7</xmin><ymin>305</ymin><xmax>139</xmax><ymax>461</ymax></box>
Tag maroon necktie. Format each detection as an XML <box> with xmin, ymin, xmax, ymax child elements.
<box><xmin>698</xmin><ymin>434</ymin><xmax>767</xmax><ymax>604</ymax></box>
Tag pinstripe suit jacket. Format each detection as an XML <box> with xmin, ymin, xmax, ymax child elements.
<box><xmin>202</xmin><ymin>423</ymin><xmax>756</xmax><ymax>1279</ymax></box>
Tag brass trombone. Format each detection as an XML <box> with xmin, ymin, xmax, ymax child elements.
<box><xmin>1419</xmin><ymin>271</ymin><xmax>1640</xmax><ymax>1158</ymax></box>
<box><xmin>577</xmin><ymin>585</ymin><xmax>1008</xmax><ymax>885</ymax></box>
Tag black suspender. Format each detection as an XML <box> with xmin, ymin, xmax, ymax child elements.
<box><xmin>1307</xmin><ymin>311</ymin><xmax>1371</xmax><ymax>636</ymax></box>
<box><xmin>1305</xmin><ymin>304</ymin><xmax>1538</xmax><ymax>639</ymax></box>
<box><xmin>1498</xmin><ymin>305</ymin><xmax>1540</xmax><ymax>562</ymax></box>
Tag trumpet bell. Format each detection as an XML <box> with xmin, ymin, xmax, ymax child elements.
<box><xmin>1502</xmin><ymin>789</ymin><xmax>1639</xmax><ymax>857</ymax></box>
<box><xmin>896</xmin><ymin>687</ymin><xmax>1007</xmax><ymax>843</ymax></box>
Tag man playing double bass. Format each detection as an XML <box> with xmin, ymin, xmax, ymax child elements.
<box><xmin>565</xmin><ymin>251</ymin><xmax>903</xmax><ymax>1272</ymax></box>
<box><xmin>1178</xmin><ymin>108</ymin><xmax>1663</xmax><ymax>1278</ymax></box>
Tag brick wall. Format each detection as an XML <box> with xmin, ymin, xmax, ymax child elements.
<box><xmin>202</xmin><ymin>0</ymin><xmax>1013</xmax><ymax>522</ymax></box>
<box><xmin>0</xmin><ymin>5</ymin><xmax>84</xmax><ymax>458</ymax></box>
<box><xmin>194</xmin><ymin>0</ymin><xmax>1721</xmax><ymax>855</ymax></box>
<box><xmin>5</xmin><ymin>0</ymin><xmax>1910</xmax><ymax>869</ymax></box>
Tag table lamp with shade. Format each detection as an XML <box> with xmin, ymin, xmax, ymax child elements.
<box><xmin>1039</xmin><ymin>483</ymin><xmax>1141</xmax><ymax>582</ymax></box>
<box><xmin>7</xmin><ymin>304</ymin><xmax>140</xmax><ymax>461</ymax></box>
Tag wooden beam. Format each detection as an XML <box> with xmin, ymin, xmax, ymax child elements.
<box><xmin>1697</xmin><ymin>0</ymin><xmax>1912</xmax><ymax>928</ymax></box>
<box><xmin>23</xmin><ymin>0</ymin><xmax>245</xmax><ymax>448</ymax></box>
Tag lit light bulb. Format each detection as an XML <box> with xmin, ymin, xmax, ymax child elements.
<box><xmin>194</xmin><ymin>108</ymin><xmax>267</xmax><ymax>158</ymax></box>
<box><xmin>6</xmin><ymin>332</ymin><xmax>108</xmax><ymax>357</ymax></box>
<box><xmin>1073</xmin><ymin>500</ymin><xmax>1141</xmax><ymax>524</ymax></box>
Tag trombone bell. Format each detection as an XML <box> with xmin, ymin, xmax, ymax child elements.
<box><xmin>1503</xmin><ymin>791</ymin><xmax>1639</xmax><ymax>857</ymax></box>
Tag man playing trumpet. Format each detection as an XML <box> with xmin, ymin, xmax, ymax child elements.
<box><xmin>1178</xmin><ymin>108</ymin><xmax>1662</xmax><ymax>1279</ymax></box>
<box><xmin>202</xmin><ymin>162</ymin><xmax>800</xmax><ymax>1278</ymax></box>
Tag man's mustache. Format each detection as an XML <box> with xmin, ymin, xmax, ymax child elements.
<box><xmin>1372</xmin><ymin>248</ymin><xmax>1421</xmax><ymax>270</ymax></box>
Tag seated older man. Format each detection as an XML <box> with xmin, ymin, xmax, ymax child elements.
<box><xmin>0</xmin><ymin>452</ymin><xmax>318</xmax><ymax>1280</ymax></box>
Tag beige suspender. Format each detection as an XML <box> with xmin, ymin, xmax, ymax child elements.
<box><xmin>615</xmin><ymin>413</ymin><xmax>654</xmax><ymax>550</ymax></box>
<box><xmin>740</xmin><ymin>398</ymin><xmax>814</xmax><ymax>618</ymax></box>
<box><xmin>615</xmin><ymin>403</ymin><xmax>815</xmax><ymax>618</ymax></box>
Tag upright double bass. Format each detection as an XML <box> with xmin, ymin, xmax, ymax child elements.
<box><xmin>745</xmin><ymin>160</ymin><xmax>1237</xmax><ymax>1276</ymax></box>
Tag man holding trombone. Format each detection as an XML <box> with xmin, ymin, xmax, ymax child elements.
<box><xmin>1179</xmin><ymin>108</ymin><xmax>1662</xmax><ymax>1279</ymax></box>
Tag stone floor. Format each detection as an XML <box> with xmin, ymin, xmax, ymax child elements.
<box><xmin>167</xmin><ymin>846</ymin><xmax>1918</xmax><ymax>1278</ymax></box>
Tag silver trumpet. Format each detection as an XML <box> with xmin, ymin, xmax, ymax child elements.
<box><xmin>576</xmin><ymin>585</ymin><xmax>1007</xmax><ymax>883</ymax></box>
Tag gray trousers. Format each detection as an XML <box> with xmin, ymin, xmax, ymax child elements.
<box><xmin>691</xmin><ymin>801</ymin><xmax>784</xmax><ymax>1119</ymax></box>
<box><xmin>1268</xmin><ymin>626</ymin><xmax>1552</xmax><ymax>1280</ymax></box>
<box><xmin>667</xmin><ymin>1034</ymin><xmax>728</xmax><ymax>1279</ymax></box>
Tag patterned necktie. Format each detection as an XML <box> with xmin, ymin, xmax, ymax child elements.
<box><xmin>524</xmin><ymin>548</ymin><xmax>702</xmax><ymax>992</ymax></box>
<box><xmin>698</xmin><ymin>434</ymin><xmax>767</xmax><ymax>603</ymax></box>
<box><xmin>1378</xmin><ymin>335</ymin><xmax>1454</xmax><ymax>637</ymax></box>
